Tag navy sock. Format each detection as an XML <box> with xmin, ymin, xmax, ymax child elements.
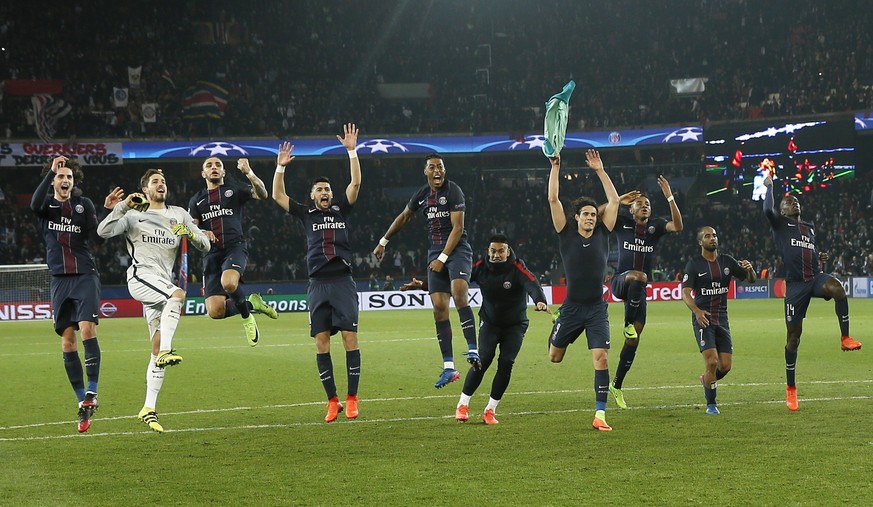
<box><xmin>612</xmin><ymin>342</ymin><xmax>638</xmax><ymax>389</ymax></box>
<box><xmin>835</xmin><ymin>298</ymin><xmax>849</xmax><ymax>336</ymax></box>
<box><xmin>436</xmin><ymin>319</ymin><xmax>454</xmax><ymax>362</ymax></box>
<box><xmin>223</xmin><ymin>298</ymin><xmax>253</xmax><ymax>318</ymax></box>
<box><xmin>230</xmin><ymin>288</ymin><xmax>251</xmax><ymax>318</ymax></box>
<box><xmin>346</xmin><ymin>349</ymin><xmax>361</xmax><ymax>396</ymax></box>
<box><xmin>624</xmin><ymin>280</ymin><xmax>646</xmax><ymax>325</ymax></box>
<box><xmin>715</xmin><ymin>368</ymin><xmax>727</xmax><ymax>380</ymax></box>
<box><xmin>63</xmin><ymin>351</ymin><xmax>86</xmax><ymax>402</ymax></box>
<box><xmin>316</xmin><ymin>353</ymin><xmax>337</xmax><ymax>400</ymax></box>
<box><xmin>595</xmin><ymin>369</ymin><xmax>609</xmax><ymax>411</ymax></box>
<box><xmin>785</xmin><ymin>347</ymin><xmax>797</xmax><ymax>387</ymax></box>
<box><xmin>83</xmin><ymin>338</ymin><xmax>101</xmax><ymax>393</ymax></box>
<box><xmin>457</xmin><ymin>306</ymin><xmax>478</xmax><ymax>350</ymax></box>
<box><xmin>704</xmin><ymin>384</ymin><xmax>717</xmax><ymax>405</ymax></box>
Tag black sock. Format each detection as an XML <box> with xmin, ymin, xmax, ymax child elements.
<box><xmin>316</xmin><ymin>353</ymin><xmax>337</xmax><ymax>400</ymax></box>
<box><xmin>83</xmin><ymin>338</ymin><xmax>101</xmax><ymax>393</ymax></box>
<box><xmin>457</xmin><ymin>306</ymin><xmax>478</xmax><ymax>350</ymax></box>
<box><xmin>715</xmin><ymin>368</ymin><xmax>727</xmax><ymax>380</ymax></box>
<box><xmin>63</xmin><ymin>351</ymin><xmax>85</xmax><ymax>401</ymax></box>
<box><xmin>624</xmin><ymin>280</ymin><xmax>646</xmax><ymax>325</ymax></box>
<box><xmin>230</xmin><ymin>288</ymin><xmax>250</xmax><ymax>318</ymax></box>
<box><xmin>436</xmin><ymin>319</ymin><xmax>454</xmax><ymax>362</ymax></box>
<box><xmin>785</xmin><ymin>347</ymin><xmax>797</xmax><ymax>387</ymax></box>
<box><xmin>835</xmin><ymin>298</ymin><xmax>849</xmax><ymax>336</ymax></box>
<box><xmin>595</xmin><ymin>369</ymin><xmax>609</xmax><ymax>408</ymax></box>
<box><xmin>612</xmin><ymin>342</ymin><xmax>638</xmax><ymax>389</ymax></box>
<box><xmin>346</xmin><ymin>350</ymin><xmax>361</xmax><ymax>396</ymax></box>
<box><xmin>223</xmin><ymin>298</ymin><xmax>253</xmax><ymax>318</ymax></box>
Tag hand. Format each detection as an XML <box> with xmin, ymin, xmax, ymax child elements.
<box><xmin>171</xmin><ymin>223</ymin><xmax>194</xmax><ymax>238</ymax></box>
<box><xmin>819</xmin><ymin>252</ymin><xmax>829</xmax><ymax>262</ymax></box>
<box><xmin>738</xmin><ymin>259</ymin><xmax>753</xmax><ymax>271</ymax></box>
<box><xmin>50</xmin><ymin>156</ymin><xmax>69</xmax><ymax>174</ymax></box>
<box><xmin>619</xmin><ymin>191</ymin><xmax>642</xmax><ymax>206</ymax></box>
<box><xmin>237</xmin><ymin>158</ymin><xmax>252</xmax><ymax>175</ymax></box>
<box><xmin>104</xmin><ymin>187</ymin><xmax>124</xmax><ymax>209</ymax></box>
<box><xmin>429</xmin><ymin>259</ymin><xmax>445</xmax><ymax>272</ymax></box>
<box><xmin>657</xmin><ymin>175</ymin><xmax>673</xmax><ymax>200</ymax></box>
<box><xmin>548</xmin><ymin>156</ymin><xmax>560</xmax><ymax>171</ymax></box>
<box><xmin>695</xmin><ymin>309</ymin><xmax>711</xmax><ymax>328</ymax></box>
<box><xmin>400</xmin><ymin>278</ymin><xmax>424</xmax><ymax>291</ymax></box>
<box><xmin>584</xmin><ymin>149</ymin><xmax>603</xmax><ymax>172</ymax></box>
<box><xmin>124</xmin><ymin>193</ymin><xmax>149</xmax><ymax>212</ymax></box>
<box><xmin>277</xmin><ymin>142</ymin><xmax>295</xmax><ymax>167</ymax></box>
<box><xmin>535</xmin><ymin>302</ymin><xmax>551</xmax><ymax>313</ymax></box>
<box><xmin>336</xmin><ymin>123</ymin><xmax>359</xmax><ymax>152</ymax></box>
<box><xmin>204</xmin><ymin>230</ymin><xmax>217</xmax><ymax>243</ymax></box>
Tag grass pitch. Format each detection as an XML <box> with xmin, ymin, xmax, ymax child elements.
<box><xmin>1</xmin><ymin>299</ymin><xmax>871</xmax><ymax>505</ymax></box>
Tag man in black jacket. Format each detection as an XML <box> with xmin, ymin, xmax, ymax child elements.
<box><xmin>403</xmin><ymin>235</ymin><xmax>550</xmax><ymax>424</ymax></box>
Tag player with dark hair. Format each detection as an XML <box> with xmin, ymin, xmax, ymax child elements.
<box><xmin>30</xmin><ymin>155</ymin><xmax>120</xmax><ymax>433</ymax></box>
<box><xmin>606</xmin><ymin>177</ymin><xmax>683</xmax><ymax>409</ymax></box>
<box><xmin>401</xmin><ymin>235</ymin><xmax>550</xmax><ymax>424</ymax></box>
<box><xmin>272</xmin><ymin>124</ymin><xmax>362</xmax><ymax>422</ymax></box>
<box><xmin>546</xmin><ymin>150</ymin><xmax>620</xmax><ymax>431</ymax></box>
<box><xmin>763</xmin><ymin>176</ymin><xmax>861</xmax><ymax>411</ymax></box>
<box><xmin>681</xmin><ymin>226</ymin><xmax>755</xmax><ymax>415</ymax></box>
<box><xmin>188</xmin><ymin>153</ymin><xmax>276</xmax><ymax>347</ymax></box>
<box><xmin>373</xmin><ymin>152</ymin><xmax>480</xmax><ymax>389</ymax></box>
<box><xmin>98</xmin><ymin>168</ymin><xmax>210</xmax><ymax>432</ymax></box>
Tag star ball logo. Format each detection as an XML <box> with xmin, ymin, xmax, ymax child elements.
<box><xmin>662</xmin><ymin>127</ymin><xmax>703</xmax><ymax>143</ymax></box>
<box><xmin>357</xmin><ymin>139</ymin><xmax>409</xmax><ymax>154</ymax></box>
<box><xmin>190</xmin><ymin>142</ymin><xmax>249</xmax><ymax>157</ymax></box>
<box><xmin>509</xmin><ymin>135</ymin><xmax>545</xmax><ymax>150</ymax></box>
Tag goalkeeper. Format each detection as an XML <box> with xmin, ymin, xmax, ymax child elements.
<box><xmin>98</xmin><ymin>168</ymin><xmax>210</xmax><ymax>433</ymax></box>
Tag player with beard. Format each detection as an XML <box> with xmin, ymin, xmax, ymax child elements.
<box><xmin>681</xmin><ymin>226</ymin><xmax>755</xmax><ymax>415</ymax></box>
<box><xmin>188</xmin><ymin>154</ymin><xmax>275</xmax><ymax>348</ymax></box>
<box><xmin>546</xmin><ymin>150</ymin><xmax>620</xmax><ymax>431</ymax></box>
<box><xmin>272</xmin><ymin>124</ymin><xmax>362</xmax><ymax>422</ymax></box>
<box><xmin>605</xmin><ymin>177</ymin><xmax>683</xmax><ymax>409</ymax></box>
<box><xmin>30</xmin><ymin>155</ymin><xmax>120</xmax><ymax>433</ymax></box>
<box><xmin>401</xmin><ymin>235</ymin><xmax>550</xmax><ymax>424</ymax></box>
<box><xmin>98</xmin><ymin>169</ymin><xmax>210</xmax><ymax>432</ymax></box>
<box><xmin>763</xmin><ymin>176</ymin><xmax>861</xmax><ymax>411</ymax></box>
<box><xmin>373</xmin><ymin>153</ymin><xmax>480</xmax><ymax>389</ymax></box>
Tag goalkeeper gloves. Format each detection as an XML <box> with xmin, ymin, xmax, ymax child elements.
<box><xmin>171</xmin><ymin>223</ymin><xmax>194</xmax><ymax>238</ymax></box>
<box><xmin>128</xmin><ymin>195</ymin><xmax>150</xmax><ymax>212</ymax></box>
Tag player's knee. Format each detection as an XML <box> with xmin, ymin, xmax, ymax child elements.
<box><xmin>704</xmin><ymin>357</ymin><xmax>719</xmax><ymax>371</ymax></box>
<box><xmin>720</xmin><ymin>363</ymin><xmax>732</xmax><ymax>375</ymax></box>
<box><xmin>628</xmin><ymin>271</ymin><xmax>647</xmax><ymax>283</ymax></box>
<box><xmin>496</xmin><ymin>357</ymin><xmax>514</xmax><ymax>372</ymax></box>
<box><xmin>221</xmin><ymin>281</ymin><xmax>238</xmax><ymax>293</ymax></box>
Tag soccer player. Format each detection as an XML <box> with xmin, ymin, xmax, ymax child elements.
<box><xmin>98</xmin><ymin>168</ymin><xmax>210</xmax><ymax>432</ymax></box>
<box><xmin>401</xmin><ymin>235</ymin><xmax>550</xmax><ymax>424</ymax></box>
<box><xmin>681</xmin><ymin>226</ymin><xmax>755</xmax><ymax>415</ymax></box>
<box><xmin>546</xmin><ymin>150</ymin><xmax>620</xmax><ymax>431</ymax></box>
<box><xmin>607</xmin><ymin>177</ymin><xmax>683</xmax><ymax>409</ymax></box>
<box><xmin>30</xmin><ymin>155</ymin><xmax>118</xmax><ymax>433</ymax></box>
<box><xmin>373</xmin><ymin>153</ymin><xmax>480</xmax><ymax>389</ymax></box>
<box><xmin>271</xmin><ymin>124</ymin><xmax>362</xmax><ymax>423</ymax></box>
<box><xmin>762</xmin><ymin>176</ymin><xmax>861</xmax><ymax>411</ymax></box>
<box><xmin>188</xmin><ymin>153</ymin><xmax>276</xmax><ymax>347</ymax></box>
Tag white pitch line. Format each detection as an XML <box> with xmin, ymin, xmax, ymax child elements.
<box><xmin>1</xmin><ymin>380</ymin><xmax>870</xmax><ymax>437</ymax></box>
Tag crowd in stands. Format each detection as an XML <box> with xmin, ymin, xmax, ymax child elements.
<box><xmin>1</xmin><ymin>1</ymin><xmax>872</xmax><ymax>141</ymax></box>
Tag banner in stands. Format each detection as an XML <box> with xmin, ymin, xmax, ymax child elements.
<box><xmin>359</xmin><ymin>288</ymin><xmax>556</xmax><ymax>311</ymax></box>
<box><xmin>851</xmin><ymin>277</ymin><xmax>873</xmax><ymax>298</ymax></box>
<box><xmin>121</xmin><ymin>126</ymin><xmax>704</xmax><ymax>160</ymax></box>
<box><xmin>0</xmin><ymin>142</ymin><xmax>123</xmax><ymax>167</ymax></box>
<box><xmin>550</xmin><ymin>282</ymin><xmax>688</xmax><ymax>305</ymax></box>
<box><xmin>182</xmin><ymin>294</ymin><xmax>308</xmax><ymax>316</ymax></box>
<box><xmin>0</xmin><ymin>298</ymin><xmax>142</xmax><ymax>321</ymax></box>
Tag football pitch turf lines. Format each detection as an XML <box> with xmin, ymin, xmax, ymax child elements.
<box><xmin>4</xmin><ymin>379</ymin><xmax>871</xmax><ymax>441</ymax></box>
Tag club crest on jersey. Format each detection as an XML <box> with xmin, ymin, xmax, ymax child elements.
<box><xmin>75</xmin><ymin>204</ymin><xmax>84</xmax><ymax>214</ymax></box>
<box><xmin>439</xmin><ymin>196</ymin><xmax>447</xmax><ymax>205</ymax></box>
<box><xmin>503</xmin><ymin>281</ymin><xmax>512</xmax><ymax>289</ymax></box>
<box><xmin>724</xmin><ymin>267</ymin><xmax>730</xmax><ymax>275</ymax></box>
<box><xmin>170</xmin><ymin>218</ymin><xmax>178</xmax><ymax>226</ymax></box>
<box><xmin>331</xmin><ymin>205</ymin><xmax>340</xmax><ymax>211</ymax></box>
<box><xmin>224</xmin><ymin>189</ymin><xmax>234</xmax><ymax>198</ymax></box>
<box><xmin>648</xmin><ymin>225</ymin><xmax>655</xmax><ymax>234</ymax></box>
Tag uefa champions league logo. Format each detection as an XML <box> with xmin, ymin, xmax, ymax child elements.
<box><xmin>662</xmin><ymin>127</ymin><xmax>703</xmax><ymax>143</ymax></box>
<box><xmin>509</xmin><ymin>135</ymin><xmax>546</xmax><ymax>150</ymax></box>
<box><xmin>356</xmin><ymin>139</ymin><xmax>410</xmax><ymax>153</ymax></box>
<box><xmin>190</xmin><ymin>142</ymin><xmax>249</xmax><ymax>157</ymax></box>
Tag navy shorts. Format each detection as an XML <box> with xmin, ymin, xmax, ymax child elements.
<box><xmin>549</xmin><ymin>299</ymin><xmax>611</xmax><ymax>350</ymax></box>
<box><xmin>610</xmin><ymin>271</ymin><xmax>648</xmax><ymax>325</ymax></box>
<box><xmin>202</xmin><ymin>245</ymin><xmax>249</xmax><ymax>297</ymax></box>
<box><xmin>692</xmin><ymin>321</ymin><xmax>733</xmax><ymax>354</ymax></box>
<box><xmin>308</xmin><ymin>275</ymin><xmax>359</xmax><ymax>337</ymax></box>
<box><xmin>478</xmin><ymin>320</ymin><xmax>527</xmax><ymax>364</ymax></box>
<box><xmin>427</xmin><ymin>242</ymin><xmax>473</xmax><ymax>294</ymax></box>
<box><xmin>784</xmin><ymin>272</ymin><xmax>834</xmax><ymax>324</ymax></box>
<box><xmin>50</xmin><ymin>273</ymin><xmax>100</xmax><ymax>335</ymax></box>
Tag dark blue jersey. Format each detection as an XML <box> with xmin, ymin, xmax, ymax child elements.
<box><xmin>558</xmin><ymin>222</ymin><xmax>610</xmax><ymax>304</ymax></box>
<box><xmin>763</xmin><ymin>186</ymin><xmax>819</xmax><ymax>282</ymax></box>
<box><xmin>406</xmin><ymin>180</ymin><xmax>468</xmax><ymax>249</ymax></box>
<box><xmin>288</xmin><ymin>194</ymin><xmax>354</xmax><ymax>277</ymax></box>
<box><xmin>471</xmin><ymin>249</ymin><xmax>547</xmax><ymax>326</ymax></box>
<box><xmin>30</xmin><ymin>171</ymin><xmax>99</xmax><ymax>276</ymax></box>
<box><xmin>613</xmin><ymin>214</ymin><xmax>669</xmax><ymax>277</ymax></box>
<box><xmin>188</xmin><ymin>183</ymin><xmax>253</xmax><ymax>251</ymax></box>
<box><xmin>682</xmin><ymin>254</ymin><xmax>746</xmax><ymax>326</ymax></box>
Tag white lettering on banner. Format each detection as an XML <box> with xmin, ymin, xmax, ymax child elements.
<box><xmin>0</xmin><ymin>142</ymin><xmax>123</xmax><ymax>167</ymax></box>
<box><xmin>647</xmin><ymin>284</ymin><xmax>684</xmax><ymax>301</ymax></box>
<box><xmin>0</xmin><ymin>303</ymin><xmax>53</xmax><ymax>321</ymax></box>
<box><xmin>743</xmin><ymin>285</ymin><xmax>769</xmax><ymax>293</ymax></box>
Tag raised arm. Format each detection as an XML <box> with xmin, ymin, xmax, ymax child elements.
<box><xmin>271</xmin><ymin>142</ymin><xmax>295</xmax><ymax>212</ymax></box>
<box><xmin>586</xmin><ymin>150</ymin><xmax>620</xmax><ymax>231</ymax></box>
<box><xmin>97</xmin><ymin>197</ymin><xmax>138</xmax><ymax>238</ymax></box>
<box><xmin>373</xmin><ymin>207</ymin><xmax>415</xmax><ymax>261</ymax></box>
<box><xmin>658</xmin><ymin>175</ymin><xmax>683</xmax><ymax>233</ymax></box>
<box><xmin>31</xmin><ymin>157</ymin><xmax>66</xmax><ymax>213</ymax></box>
<box><xmin>547</xmin><ymin>156</ymin><xmax>567</xmax><ymax>233</ymax></box>
<box><xmin>237</xmin><ymin>158</ymin><xmax>269</xmax><ymax>200</ymax></box>
<box><xmin>336</xmin><ymin>123</ymin><xmax>361</xmax><ymax>205</ymax></box>
<box><xmin>762</xmin><ymin>175</ymin><xmax>779</xmax><ymax>225</ymax></box>
<box><xmin>598</xmin><ymin>190</ymin><xmax>640</xmax><ymax>217</ymax></box>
